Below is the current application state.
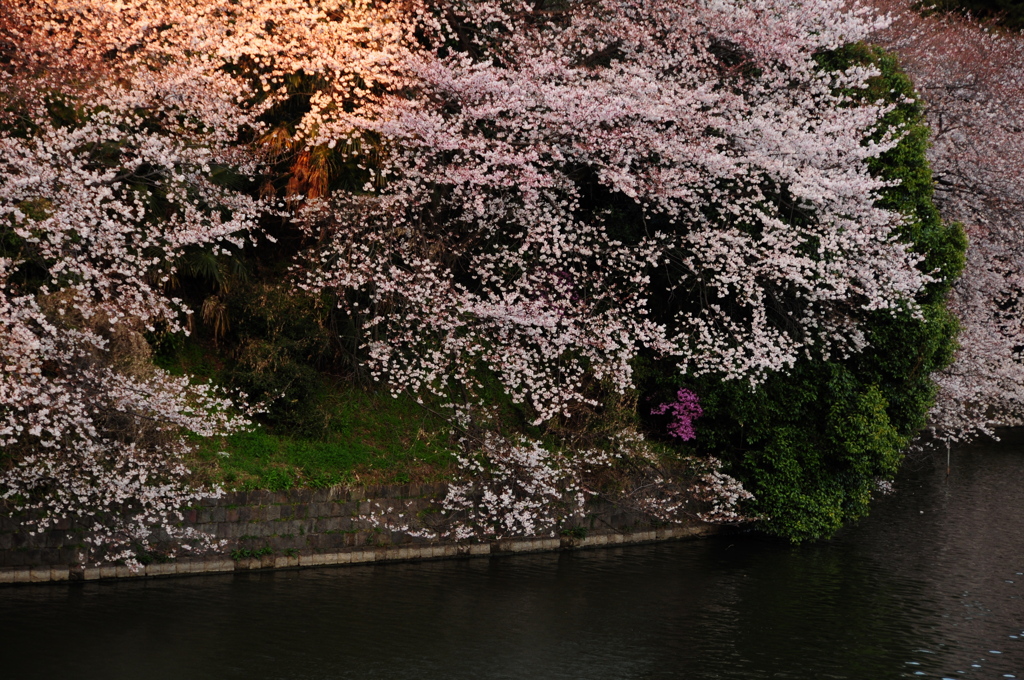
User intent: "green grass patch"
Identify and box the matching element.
[230,546,273,560]
[189,383,457,490]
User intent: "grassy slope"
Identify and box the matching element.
[158,340,456,491]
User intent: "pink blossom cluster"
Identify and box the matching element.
[691,457,757,523]
[651,389,703,441]
[364,432,587,541]
[439,434,585,540]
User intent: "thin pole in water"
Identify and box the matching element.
[946,440,951,477]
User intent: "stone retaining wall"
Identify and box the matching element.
[0,483,728,585]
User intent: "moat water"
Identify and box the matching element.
[2,438,1022,679]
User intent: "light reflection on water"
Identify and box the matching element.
[2,439,1022,679]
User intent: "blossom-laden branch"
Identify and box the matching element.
[364,428,755,543]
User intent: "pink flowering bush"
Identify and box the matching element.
[651,389,703,441]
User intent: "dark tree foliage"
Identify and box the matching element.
[923,0,1024,29]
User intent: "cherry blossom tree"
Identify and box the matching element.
[0,0,970,557]
[0,0,265,566]
[870,0,1024,441]
[300,0,932,425]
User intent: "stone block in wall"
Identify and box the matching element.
[43,532,65,550]
[267,535,299,552]
[379,484,400,499]
[10,530,28,549]
[286,519,306,536]
[319,533,348,550]
[322,517,344,533]
[0,533,12,551]
[225,491,247,506]
[208,522,227,540]
[334,501,357,517]
[246,490,270,505]
[255,522,277,539]
[145,563,175,577]
[292,503,309,519]
[197,495,219,508]
[296,552,320,566]
[29,566,51,582]
[407,533,434,546]
[32,549,55,566]
[214,522,237,540]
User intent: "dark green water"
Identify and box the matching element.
[2,441,1022,680]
